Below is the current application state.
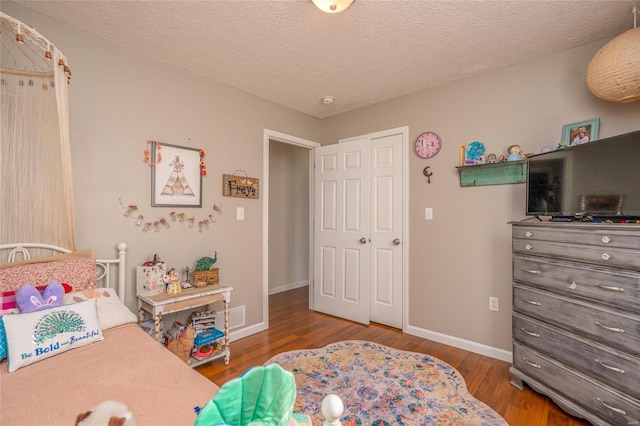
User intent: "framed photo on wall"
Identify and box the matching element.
[562,118,600,147]
[151,143,203,207]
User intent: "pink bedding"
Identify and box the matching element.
[1,323,219,425]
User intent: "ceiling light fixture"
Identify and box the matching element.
[586,5,640,103]
[311,0,354,14]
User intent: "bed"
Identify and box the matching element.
[0,242,220,426]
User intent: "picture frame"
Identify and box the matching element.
[562,118,600,147]
[151,143,203,207]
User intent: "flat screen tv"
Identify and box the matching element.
[526,130,640,221]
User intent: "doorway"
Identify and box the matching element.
[262,130,320,330]
[261,127,408,331]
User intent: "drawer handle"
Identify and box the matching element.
[601,236,610,244]
[525,244,533,250]
[522,357,541,369]
[596,397,626,416]
[595,321,625,334]
[520,328,540,338]
[595,359,625,374]
[594,283,625,293]
[525,231,533,238]
[522,269,541,275]
[601,253,611,261]
[522,298,541,306]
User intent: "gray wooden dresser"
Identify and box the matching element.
[510,222,640,426]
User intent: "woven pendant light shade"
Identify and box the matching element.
[586,27,640,103]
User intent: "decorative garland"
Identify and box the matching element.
[120,199,223,232]
[144,140,162,166]
[199,150,207,176]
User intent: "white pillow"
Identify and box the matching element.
[3,298,103,372]
[63,288,137,330]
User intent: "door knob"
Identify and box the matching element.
[359,238,369,244]
[392,238,401,245]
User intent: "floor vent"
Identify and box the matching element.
[215,305,245,330]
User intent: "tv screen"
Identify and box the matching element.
[526,130,640,220]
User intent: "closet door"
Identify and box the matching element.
[369,133,403,328]
[313,140,370,324]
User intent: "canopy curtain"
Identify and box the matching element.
[1,12,76,250]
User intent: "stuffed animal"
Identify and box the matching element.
[75,400,135,426]
[167,324,196,364]
[16,281,64,313]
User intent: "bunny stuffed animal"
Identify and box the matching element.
[16,281,64,313]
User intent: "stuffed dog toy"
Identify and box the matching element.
[75,400,135,426]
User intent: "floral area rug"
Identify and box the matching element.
[265,340,507,426]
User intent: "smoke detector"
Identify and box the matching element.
[321,96,335,105]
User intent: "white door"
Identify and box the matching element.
[369,133,403,328]
[313,128,406,329]
[313,140,371,324]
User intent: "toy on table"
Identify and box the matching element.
[164,268,182,294]
[195,253,217,271]
[167,324,196,364]
[142,254,163,266]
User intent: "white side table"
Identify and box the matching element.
[137,284,233,366]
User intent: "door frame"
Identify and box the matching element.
[262,129,320,330]
[339,126,409,331]
[262,127,409,332]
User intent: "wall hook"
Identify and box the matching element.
[423,166,433,184]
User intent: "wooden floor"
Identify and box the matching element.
[196,287,590,425]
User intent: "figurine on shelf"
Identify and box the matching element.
[142,254,163,267]
[164,268,182,294]
[196,252,218,270]
[507,145,523,161]
[182,265,192,289]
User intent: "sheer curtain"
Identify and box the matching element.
[1,12,76,249]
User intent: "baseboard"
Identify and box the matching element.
[268,280,309,295]
[404,324,513,363]
[228,321,267,342]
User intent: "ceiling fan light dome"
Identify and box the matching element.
[311,0,355,14]
[586,27,640,103]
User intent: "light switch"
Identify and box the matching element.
[237,207,245,220]
[425,207,433,220]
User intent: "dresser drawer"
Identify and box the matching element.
[513,238,640,269]
[514,225,640,250]
[513,343,640,426]
[513,255,640,310]
[513,313,640,399]
[513,285,640,354]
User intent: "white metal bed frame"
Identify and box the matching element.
[0,242,128,303]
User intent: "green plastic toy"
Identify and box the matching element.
[194,364,297,426]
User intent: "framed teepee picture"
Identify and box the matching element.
[151,143,203,207]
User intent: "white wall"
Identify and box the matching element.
[3,3,322,331]
[5,2,640,359]
[321,39,640,358]
[268,142,310,294]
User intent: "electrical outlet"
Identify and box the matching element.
[489,297,499,312]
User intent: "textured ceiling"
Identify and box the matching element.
[10,0,638,118]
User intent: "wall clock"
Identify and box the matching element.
[414,131,442,159]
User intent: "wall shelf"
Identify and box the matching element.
[456,160,527,187]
